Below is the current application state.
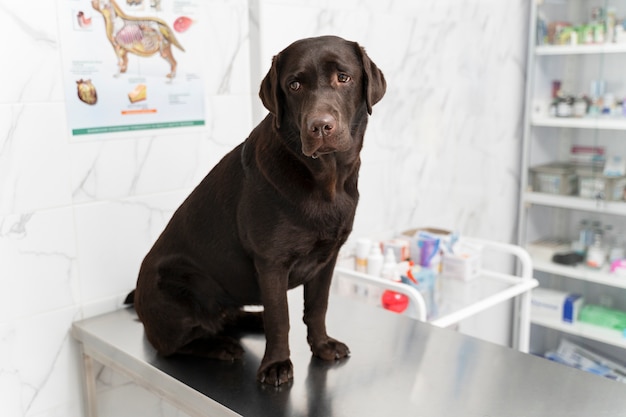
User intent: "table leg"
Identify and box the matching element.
[81,352,99,417]
[517,291,531,353]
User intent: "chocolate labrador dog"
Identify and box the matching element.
[129,35,386,386]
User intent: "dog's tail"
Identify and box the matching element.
[124,290,136,305]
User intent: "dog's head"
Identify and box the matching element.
[259,36,386,159]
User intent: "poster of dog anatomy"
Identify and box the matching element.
[59,0,205,137]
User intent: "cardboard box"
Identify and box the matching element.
[531,287,584,324]
[441,242,482,281]
[526,238,571,263]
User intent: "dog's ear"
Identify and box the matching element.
[356,45,386,115]
[259,54,283,129]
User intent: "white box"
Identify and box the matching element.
[531,287,584,324]
[526,238,571,262]
[441,242,482,281]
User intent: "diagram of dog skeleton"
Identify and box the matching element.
[59,0,205,137]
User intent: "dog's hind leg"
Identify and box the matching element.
[142,298,247,361]
[136,255,245,360]
[175,309,263,360]
[176,333,244,361]
[222,309,264,333]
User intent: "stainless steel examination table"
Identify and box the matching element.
[72,289,626,417]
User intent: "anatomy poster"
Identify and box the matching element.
[58,0,205,137]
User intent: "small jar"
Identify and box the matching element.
[573,97,587,117]
[556,100,572,117]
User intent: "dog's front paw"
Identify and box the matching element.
[309,337,350,361]
[257,359,293,386]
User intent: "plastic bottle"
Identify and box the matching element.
[605,225,624,263]
[574,219,591,255]
[381,249,400,282]
[380,249,409,313]
[586,222,606,269]
[604,224,615,249]
[589,220,602,247]
[607,7,617,43]
[355,238,371,273]
[366,243,384,277]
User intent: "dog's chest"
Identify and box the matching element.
[288,244,339,289]
[286,213,353,288]
[304,179,357,248]
[303,176,357,221]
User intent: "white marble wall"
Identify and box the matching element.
[0,0,529,416]
[252,0,529,243]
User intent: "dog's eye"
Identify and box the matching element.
[338,73,351,83]
[289,81,301,91]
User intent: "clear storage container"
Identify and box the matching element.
[530,162,577,195]
[576,167,626,201]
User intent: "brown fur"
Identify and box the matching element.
[130,36,386,386]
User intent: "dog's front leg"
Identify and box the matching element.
[303,261,350,361]
[256,262,293,386]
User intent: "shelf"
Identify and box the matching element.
[533,258,626,290]
[523,0,626,360]
[532,115,626,130]
[531,315,626,349]
[524,191,626,215]
[536,43,626,55]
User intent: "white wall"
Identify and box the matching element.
[251,0,529,243]
[0,1,529,416]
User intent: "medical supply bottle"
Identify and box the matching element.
[355,238,372,273]
[586,222,606,269]
[380,249,409,313]
[367,243,384,277]
[381,249,401,282]
[573,219,591,255]
[364,243,384,305]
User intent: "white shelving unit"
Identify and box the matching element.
[531,315,626,349]
[534,258,626,290]
[532,114,626,130]
[536,42,626,55]
[333,238,538,352]
[524,191,626,214]
[519,0,626,361]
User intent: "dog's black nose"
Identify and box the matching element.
[307,115,336,137]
